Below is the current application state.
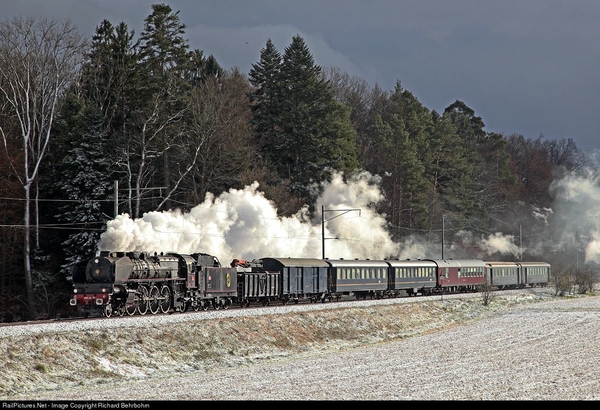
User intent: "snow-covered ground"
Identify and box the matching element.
[2,289,599,401]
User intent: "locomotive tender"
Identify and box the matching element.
[70,251,551,317]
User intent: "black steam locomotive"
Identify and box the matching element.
[71,251,278,317]
[70,251,550,317]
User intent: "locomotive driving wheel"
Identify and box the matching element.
[137,286,149,315]
[103,304,112,318]
[126,304,136,316]
[149,286,160,314]
[159,286,171,313]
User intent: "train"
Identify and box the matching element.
[69,250,551,317]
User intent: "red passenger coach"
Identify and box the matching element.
[431,259,486,292]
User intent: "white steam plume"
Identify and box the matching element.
[99,171,401,264]
[98,160,600,265]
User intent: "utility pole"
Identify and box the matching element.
[321,205,361,259]
[114,180,119,218]
[519,225,523,261]
[442,215,445,260]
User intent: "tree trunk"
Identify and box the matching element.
[23,184,36,318]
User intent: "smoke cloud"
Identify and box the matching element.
[99,163,600,266]
[99,171,402,264]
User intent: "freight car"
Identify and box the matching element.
[231,259,280,307]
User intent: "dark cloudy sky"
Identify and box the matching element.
[6,0,600,150]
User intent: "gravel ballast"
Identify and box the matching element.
[1,289,599,401]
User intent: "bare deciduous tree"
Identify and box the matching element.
[551,263,573,296]
[0,16,85,318]
[116,70,190,218]
[574,264,597,294]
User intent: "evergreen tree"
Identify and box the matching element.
[388,82,433,167]
[373,113,428,239]
[476,132,522,226]
[249,38,283,155]
[441,100,483,228]
[429,112,473,229]
[139,3,190,79]
[203,54,223,79]
[186,49,223,85]
[273,35,359,201]
[55,104,111,278]
[82,20,139,137]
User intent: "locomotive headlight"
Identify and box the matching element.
[73,289,78,293]
[101,288,107,293]
[94,259,99,264]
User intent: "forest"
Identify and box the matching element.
[0,3,596,321]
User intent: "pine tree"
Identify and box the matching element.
[429,112,473,229]
[82,20,139,137]
[274,35,359,200]
[249,38,283,155]
[440,100,483,228]
[139,3,190,79]
[55,104,111,278]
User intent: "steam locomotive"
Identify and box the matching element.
[70,251,550,317]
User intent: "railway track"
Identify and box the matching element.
[0,286,554,331]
